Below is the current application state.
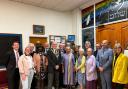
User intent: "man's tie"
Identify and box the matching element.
[16,51,19,68]
[45,48,48,53]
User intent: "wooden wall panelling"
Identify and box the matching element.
[29,37,47,45]
[96,21,126,49]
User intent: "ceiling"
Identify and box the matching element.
[9,0,98,11]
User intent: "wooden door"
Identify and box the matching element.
[29,37,47,45]
[121,21,128,49]
[96,21,128,49]
[96,25,121,48]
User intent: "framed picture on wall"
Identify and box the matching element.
[68,35,75,42]
[33,25,45,35]
[55,36,61,43]
[49,35,66,43]
[62,37,66,43]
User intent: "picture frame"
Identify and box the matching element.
[68,35,75,42]
[49,35,66,43]
[55,36,61,43]
[33,25,45,35]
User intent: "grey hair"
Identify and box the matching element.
[85,41,91,46]
[114,43,121,48]
[79,48,84,52]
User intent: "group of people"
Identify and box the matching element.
[4,40,128,89]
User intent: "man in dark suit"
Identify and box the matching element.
[94,43,101,57]
[43,42,49,54]
[58,43,66,88]
[5,41,22,89]
[94,43,101,89]
[47,41,60,89]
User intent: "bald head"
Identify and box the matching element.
[88,48,93,52]
[66,46,71,54]
[102,40,108,44]
[102,40,109,49]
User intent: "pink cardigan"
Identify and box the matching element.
[18,54,32,75]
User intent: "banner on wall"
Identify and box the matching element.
[109,0,128,22]
[82,6,94,28]
[96,0,128,26]
[96,0,110,25]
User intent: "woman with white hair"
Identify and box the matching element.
[18,47,34,89]
[75,48,86,89]
[86,48,97,89]
[85,41,91,50]
[84,41,91,56]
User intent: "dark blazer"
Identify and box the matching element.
[5,49,22,89]
[58,49,66,64]
[94,50,98,57]
[47,48,60,73]
[58,49,66,73]
[5,50,22,71]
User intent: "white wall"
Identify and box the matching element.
[80,0,103,9]
[72,9,82,46]
[0,0,73,48]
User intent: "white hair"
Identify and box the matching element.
[85,41,91,46]
[27,43,34,47]
[114,43,121,48]
[79,48,84,52]
[27,43,35,51]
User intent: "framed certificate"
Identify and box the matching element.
[49,35,66,43]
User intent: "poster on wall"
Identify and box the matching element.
[82,27,94,50]
[96,0,128,26]
[49,35,66,43]
[82,6,94,28]
[109,0,128,22]
[96,0,110,25]
[55,36,61,43]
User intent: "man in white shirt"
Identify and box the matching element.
[5,41,22,89]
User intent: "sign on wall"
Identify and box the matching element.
[96,0,128,26]
[82,6,94,28]
[82,0,128,52]
[96,0,110,25]
[109,0,128,22]
[82,0,128,27]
